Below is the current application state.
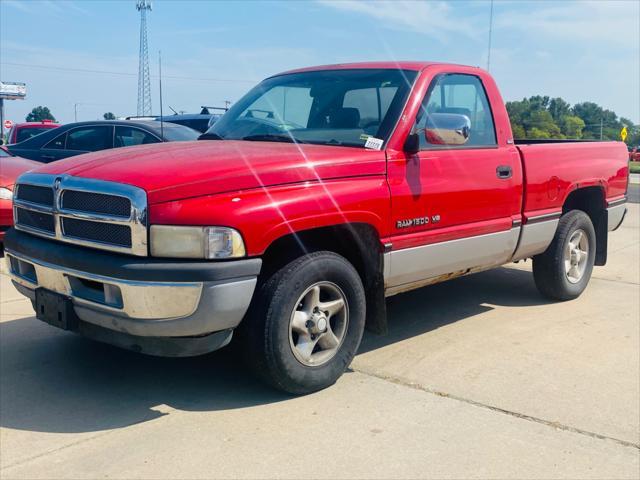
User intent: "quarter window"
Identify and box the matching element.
[416,74,496,148]
[114,126,159,148]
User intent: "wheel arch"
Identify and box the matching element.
[260,222,388,334]
[562,186,607,265]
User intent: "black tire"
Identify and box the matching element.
[238,251,366,395]
[533,210,596,301]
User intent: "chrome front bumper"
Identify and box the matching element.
[6,249,257,339]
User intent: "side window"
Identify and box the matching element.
[45,132,67,150]
[66,126,113,152]
[416,74,496,148]
[343,86,399,133]
[114,126,159,148]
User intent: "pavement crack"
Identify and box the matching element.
[591,276,639,286]
[350,366,640,451]
[0,430,118,472]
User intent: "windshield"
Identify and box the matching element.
[17,127,52,143]
[203,68,418,148]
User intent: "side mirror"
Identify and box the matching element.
[424,113,470,146]
[403,133,420,154]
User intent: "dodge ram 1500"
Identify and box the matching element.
[5,62,629,393]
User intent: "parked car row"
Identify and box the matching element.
[5,120,199,163]
[0,117,204,247]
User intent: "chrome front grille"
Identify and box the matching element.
[15,208,55,233]
[61,190,132,217]
[13,173,148,256]
[61,217,132,247]
[14,184,54,206]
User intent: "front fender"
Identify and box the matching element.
[149,177,391,256]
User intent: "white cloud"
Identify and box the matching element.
[317,0,479,42]
[495,0,639,47]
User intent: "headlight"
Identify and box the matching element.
[150,225,246,259]
[0,187,13,200]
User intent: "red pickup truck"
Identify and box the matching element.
[5,62,629,394]
[6,120,60,145]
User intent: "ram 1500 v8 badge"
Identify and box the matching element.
[5,62,629,394]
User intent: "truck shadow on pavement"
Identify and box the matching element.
[0,266,549,434]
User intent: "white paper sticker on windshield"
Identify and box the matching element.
[364,137,384,150]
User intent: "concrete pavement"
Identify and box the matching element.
[1,205,638,479]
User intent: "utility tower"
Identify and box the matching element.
[136,0,152,116]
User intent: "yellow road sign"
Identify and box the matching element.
[621,126,628,142]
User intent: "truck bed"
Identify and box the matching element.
[515,140,629,217]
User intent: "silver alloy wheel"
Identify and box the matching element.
[564,228,589,284]
[289,282,349,367]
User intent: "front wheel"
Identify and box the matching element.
[240,251,366,394]
[533,210,596,301]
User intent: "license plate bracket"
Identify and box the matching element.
[35,288,79,331]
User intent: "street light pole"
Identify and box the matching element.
[600,118,603,140]
[74,103,81,122]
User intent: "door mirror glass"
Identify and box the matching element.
[423,113,470,146]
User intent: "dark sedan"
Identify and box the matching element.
[6,120,199,163]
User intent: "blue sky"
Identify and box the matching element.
[1,0,638,124]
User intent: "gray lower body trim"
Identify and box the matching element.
[511,218,559,261]
[607,204,626,231]
[384,228,520,295]
[7,252,257,339]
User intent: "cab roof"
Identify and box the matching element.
[274,61,478,77]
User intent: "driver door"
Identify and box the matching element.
[386,73,521,289]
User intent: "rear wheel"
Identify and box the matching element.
[240,251,366,394]
[533,210,596,301]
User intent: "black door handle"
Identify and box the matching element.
[496,165,512,179]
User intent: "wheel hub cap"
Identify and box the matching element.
[289,282,349,367]
[564,228,589,284]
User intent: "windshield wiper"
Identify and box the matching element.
[240,134,305,144]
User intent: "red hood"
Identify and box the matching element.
[0,155,42,188]
[33,140,387,204]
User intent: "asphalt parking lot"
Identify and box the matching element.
[1,204,638,479]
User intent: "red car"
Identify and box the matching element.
[7,120,60,145]
[5,62,629,393]
[0,147,40,244]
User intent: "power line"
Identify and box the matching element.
[0,61,258,84]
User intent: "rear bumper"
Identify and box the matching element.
[4,229,261,355]
[607,200,627,231]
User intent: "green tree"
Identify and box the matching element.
[103,112,116,120]
[511,123,526,139]
[528,127,551,139]
[528,110,563,138]
[560,115,585,139]
[548,98,571,124]
[25,106,56,122]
